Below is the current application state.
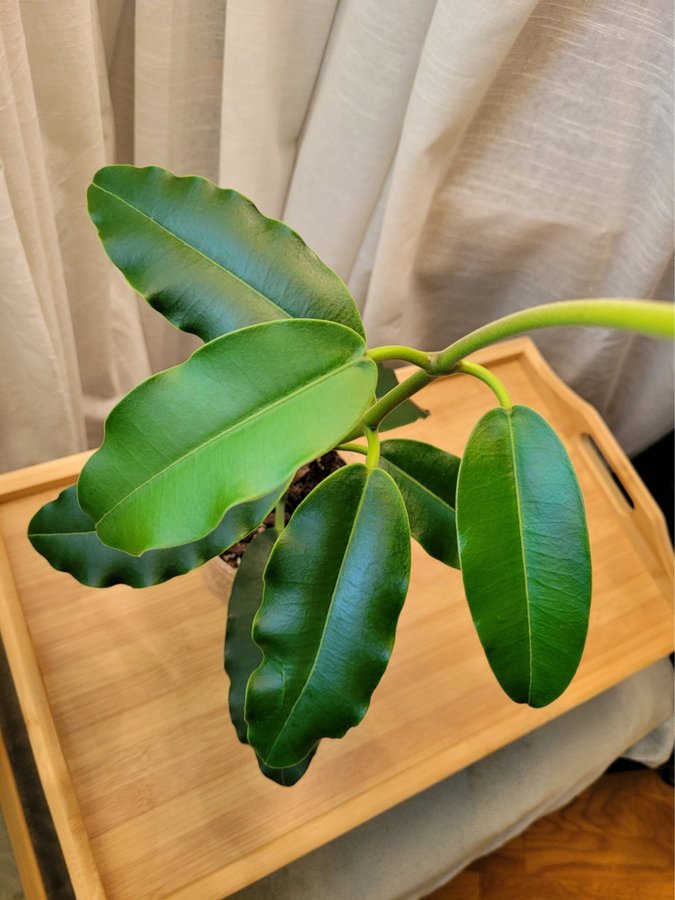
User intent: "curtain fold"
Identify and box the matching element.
[1,0,151,468]
[1,0,672,471]
[1,1,85,469]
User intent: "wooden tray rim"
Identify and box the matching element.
[0,337,672,899]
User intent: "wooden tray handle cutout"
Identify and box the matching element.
[577,425,673,587]
[582,434,635,511]
[484,339,673,587]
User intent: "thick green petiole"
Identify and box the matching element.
[274,498,286,532]
[337,441,368,456]
[343,369,434,441]
[367,346,433,370]
[433,299,674,373]
[356,299,673,432]
[456,361,512,410]
[365,427,381,470]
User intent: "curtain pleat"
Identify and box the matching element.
[0,2,85,468]
[1,0,672,470]
[219,0,340,217]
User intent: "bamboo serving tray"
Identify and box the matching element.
[0,338,672,899]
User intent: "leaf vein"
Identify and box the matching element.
[91,182,289,320]
[506,411,534,703]
[263,469,372,764]
[92,355,366,529]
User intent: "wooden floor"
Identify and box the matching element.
[427,769,674,900]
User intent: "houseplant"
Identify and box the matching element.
[27,166,674,786]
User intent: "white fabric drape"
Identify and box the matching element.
[0,0,151,471]
[1,0,672,471]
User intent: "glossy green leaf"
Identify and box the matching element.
[255,749,317,787]
[88,165,365,340]
[27,483,285,589]
[379,439,461,568]
[225,529,278,744]
[456,405,591,708]
[224,529,317,786]
[375,365,429,432]
[245,464,411,768]
[77,319,377,556]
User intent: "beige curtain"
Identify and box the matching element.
[1,0,672,471]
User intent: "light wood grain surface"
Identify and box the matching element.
[0,339,672,899]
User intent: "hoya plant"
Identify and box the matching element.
[28,166,674,786]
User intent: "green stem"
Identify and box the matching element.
[343,368,434,440]
[364,427,380,470]
[345,298,672,435]
[274,497,285,532]
[456,361,512,409]
[368,345,433,370]
[433,299,674,373]
[337,441,368,455]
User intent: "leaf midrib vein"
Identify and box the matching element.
[263,468,371,765]
[382,457,455,510]
[506,411,534,703]
[91,182,289,319]
[92,357,365,527]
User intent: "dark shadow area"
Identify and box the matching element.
[0,638,74,899]
[608,429,674,784]
[631,430,674,542]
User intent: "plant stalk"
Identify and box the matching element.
[367,345,433,369]
[433,299,673,373]
[456,361,512,409]
[364,427,380,470]
[274,498,286,532]
[356,299,673,431]
[337,441,368,455]
[343,368,434,440]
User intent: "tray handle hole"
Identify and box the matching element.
[582,434,634,510]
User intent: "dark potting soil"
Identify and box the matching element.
[220,451,346,569]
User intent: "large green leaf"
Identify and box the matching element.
[225,529,317,786]
[375,365,429,432]
[245,464,411,768]
[226,531,277,743]
[77,319,376,556]
[88,165,365,340]
[379,439,460,568]
[456,405,591,708]
[255,748,317,788]
[27,483,285,589]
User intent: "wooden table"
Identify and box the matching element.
[0,338,672,899]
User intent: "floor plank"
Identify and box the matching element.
[427,770,674,899]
